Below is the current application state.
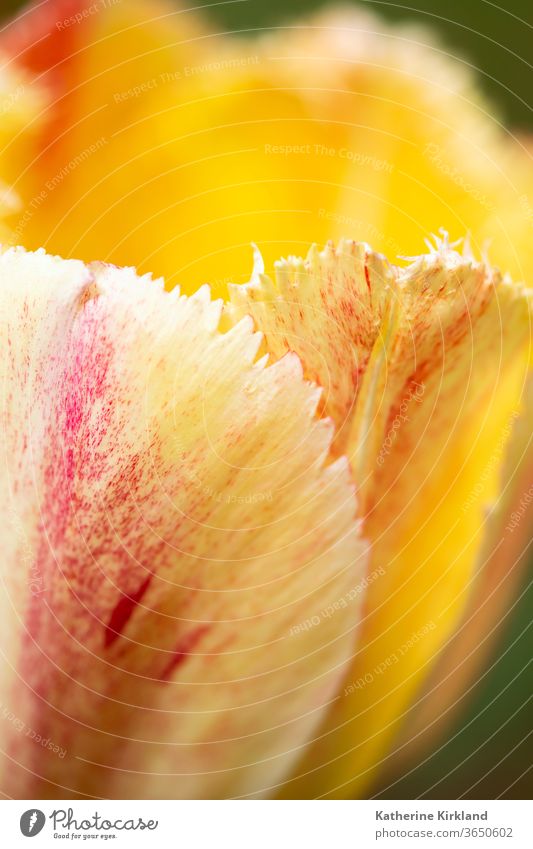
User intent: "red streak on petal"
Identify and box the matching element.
[159,626,210,682]
[364,259,372,294]
[104,573,153,648]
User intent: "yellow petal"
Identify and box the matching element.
[385,375,533,775]
[226,240,392,458]
[1,0,531,799]
[0,47,44,236]
[0,246,367,799]
[227,238,532,797]
[1,2,532,292]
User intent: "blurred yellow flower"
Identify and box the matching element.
[2,0,533,291]
[0,0,531,799]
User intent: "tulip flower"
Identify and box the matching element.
[0,236,530,799]
[0,0,531,799]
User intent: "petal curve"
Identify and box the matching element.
[227,238,532,797]
[0,246,367,799]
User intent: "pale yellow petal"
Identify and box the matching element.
[227,238,531,797]
[0,246,367,799]
[384,375,533,775]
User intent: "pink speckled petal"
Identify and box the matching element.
[227,238,531,797]
[0,247,366,799]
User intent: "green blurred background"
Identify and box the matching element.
[2,0,531,799]
[2,0,532,129]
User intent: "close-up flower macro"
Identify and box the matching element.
[0,0,531,825]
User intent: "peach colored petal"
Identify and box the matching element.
[227,238,531,797]
[0,246,367,799]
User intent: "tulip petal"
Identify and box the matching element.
[2,2,533,291]
[227,240,393,458]
[0,51,44,236]
[0,246,367,799]
[1,0,531,800]
[385,375,533,776]
[227,238,532,797]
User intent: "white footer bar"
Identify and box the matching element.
[2,799,530,848]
